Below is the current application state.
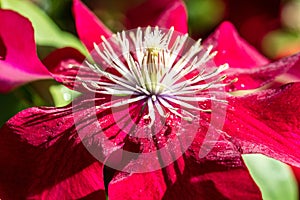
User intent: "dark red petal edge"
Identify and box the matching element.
[108,154,261,199]
[0,106,105,199]
[72,0,112,52]
[227,52,300,91]
[204,21,269,69]
[43,47,88,91]
[209,82,300,167]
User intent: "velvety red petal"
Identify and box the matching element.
[43,47,87,90]
[232,83,300,166]
[71,91,260,199]
[102,77,300,199]
[100,98,261,199]
[0,106,105,199]
[0,10,51,92]
[226,52,300,91]
[125,0,188,33]
[156,1,188,33]
[108,155,261,200]
[72,0,112,52]
[204,21,269,68]
[196,82,300,168]
[284,60,300,82]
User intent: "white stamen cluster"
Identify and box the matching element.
[83,26,229,127]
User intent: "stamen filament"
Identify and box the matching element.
[83,27,229,127]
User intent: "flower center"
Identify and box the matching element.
[83,26,229,127]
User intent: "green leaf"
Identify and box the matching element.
[262,30,300,59]
[0,92,29,127]
[49,84,80,107]
[187,0,225,34]
[0,84,51,127]
[243,154,298,200]
[0,0,87,55]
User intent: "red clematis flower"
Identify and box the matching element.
[0,10,51,93]
[1,0,300,199]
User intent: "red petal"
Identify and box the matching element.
[0,106,105,199]
[226,52,300,91]
[231,83,300,166]
[43,47,87,90]
[204,21,269,68]
[0,10,51,92]
[284,59,300,82]
[156,1,188,33]
[197,83,300,167]
[98,98,261,199]
[204,21,300,91]
[125,0,188,33]
[108,156,261,199]
[72,0,112,52]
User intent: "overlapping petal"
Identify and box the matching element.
[203,21,300,91]
[71,1,300,93]
[0,106,105,199]
[43,47,86,90]
[228,83,300,166]
[72,0,112,52]
[284,60,300,82]
[3,81,300,199]
[194,83,300,167]
[0,94,263,199]
[124,82,300,199]
[204,21,269,69]
[0,10,51,93]
[125,0,188,33]
[226,52,300,91]
[108,151,261,200]
[72,0,188,53]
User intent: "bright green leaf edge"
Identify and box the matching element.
[49,84,81,107]
[243,154,298,200]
